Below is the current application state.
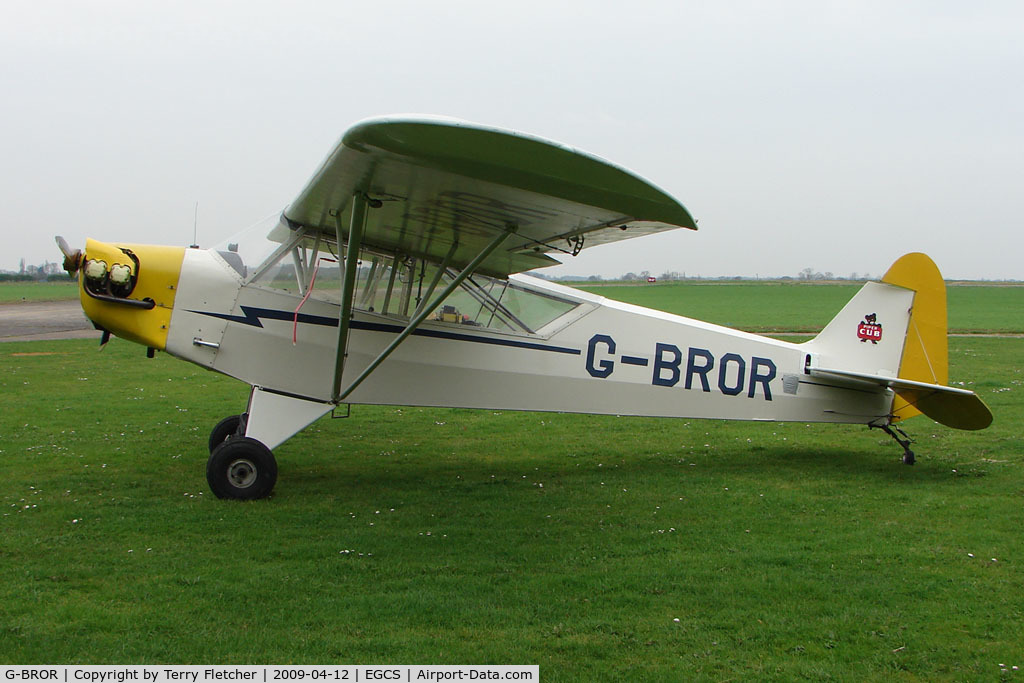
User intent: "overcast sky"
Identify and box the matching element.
[3,0,1022,279]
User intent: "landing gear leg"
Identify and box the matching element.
[873,423,915,465]
[203,387,334,499]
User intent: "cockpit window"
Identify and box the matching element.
[237,218,579,335]
[428,271,579,334]
[244,225,339,299]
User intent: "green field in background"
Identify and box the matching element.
[0,281,79,303]
[576,281,1024,334]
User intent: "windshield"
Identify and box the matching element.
[211,213,300,280]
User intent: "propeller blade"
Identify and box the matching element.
[55,235,83,274]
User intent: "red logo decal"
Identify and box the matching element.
[857,313,882,344]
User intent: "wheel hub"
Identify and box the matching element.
[227,459,258,488]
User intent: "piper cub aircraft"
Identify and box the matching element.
[57,116,993,499]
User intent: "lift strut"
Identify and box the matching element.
[329,196,516,404]
[334,226,516,404]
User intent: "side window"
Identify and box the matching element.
[431,273,579,334]
[251,236,411,313]
[250,230,340,299]
[348,255,413,315]
[248,232,579,335]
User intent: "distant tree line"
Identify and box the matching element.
[532,268,875,283]
[1,259,74,282]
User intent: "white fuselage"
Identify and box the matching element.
[164,249,896,427]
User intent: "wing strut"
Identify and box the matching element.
[334,224,518,404]
[413,240,459,318]
[332,193,369,401]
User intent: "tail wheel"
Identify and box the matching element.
[208,413,247,453]
[207,437,277,500]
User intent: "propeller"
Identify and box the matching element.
[55,235,83,275]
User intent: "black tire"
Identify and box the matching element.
[208,413,246,453]
[903,450,916,465]
[206,437,278,500]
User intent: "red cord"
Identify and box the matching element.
[293,257,337,344]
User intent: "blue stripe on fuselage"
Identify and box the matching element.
[188,306,581,356]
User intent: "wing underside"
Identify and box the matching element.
[282,116,697,278]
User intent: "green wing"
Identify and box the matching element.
[284,116,696,278]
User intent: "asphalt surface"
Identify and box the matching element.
[0,300,101,342]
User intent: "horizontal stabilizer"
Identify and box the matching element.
[894,386,993,431]
[811,367,993,431]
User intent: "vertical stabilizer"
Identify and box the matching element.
[803,281,915,379]
[881,252,948,422]
[804,253,989,430]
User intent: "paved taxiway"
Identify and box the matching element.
[0,300,100,342]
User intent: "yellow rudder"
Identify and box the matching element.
[881,253,948,422]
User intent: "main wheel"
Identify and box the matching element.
[903,450,916,465]
[208,413,246,453]
[207,437,278,500]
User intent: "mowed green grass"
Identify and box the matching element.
[577,281,1024,334]
[1,287,1022,678]
[0,281,79,303]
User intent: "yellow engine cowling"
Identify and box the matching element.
[80,239,186,350]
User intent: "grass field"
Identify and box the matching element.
[0,281,79,303]
[576,281,1024,334]
[1,284,1022,678]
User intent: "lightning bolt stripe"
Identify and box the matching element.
[188,306,581,356]
[189,306,333,328]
